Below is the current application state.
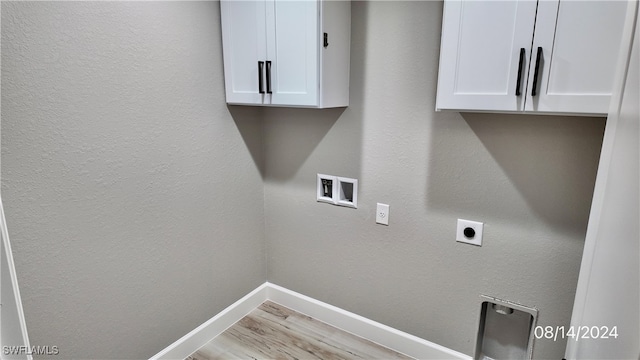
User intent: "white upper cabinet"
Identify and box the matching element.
[220,0,350,108]
[436,0,627,115]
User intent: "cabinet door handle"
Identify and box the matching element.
[515,48,525,96]
[258,61,265,94]
[531,47,542,97]
[266,61,272,94]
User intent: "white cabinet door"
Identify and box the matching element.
[526,0,628,114]
[436,0,537,112]
[220,1,268,105]
[266,0,319,106]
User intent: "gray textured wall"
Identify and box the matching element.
[1,2,265,358]
[264,1,605,358]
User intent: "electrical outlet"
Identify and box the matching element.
[456,219,483,246]
[376,203,390,225]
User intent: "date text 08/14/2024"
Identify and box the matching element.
[534,325,619,342]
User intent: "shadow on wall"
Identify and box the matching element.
[262,107,346,183]
[426,112,606,235]
[228,106,347,183]
[229,105,266,178]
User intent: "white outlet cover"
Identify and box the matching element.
[456,219,483,246]
[376,203,390,225]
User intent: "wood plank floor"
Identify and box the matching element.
[187,301,413,360]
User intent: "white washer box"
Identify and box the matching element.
[316,174,357,209]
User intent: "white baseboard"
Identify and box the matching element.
[150,283,269,360]
[150,282,471,360]
[265,283,470,359]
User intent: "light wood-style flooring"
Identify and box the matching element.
[187,301,413,360]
